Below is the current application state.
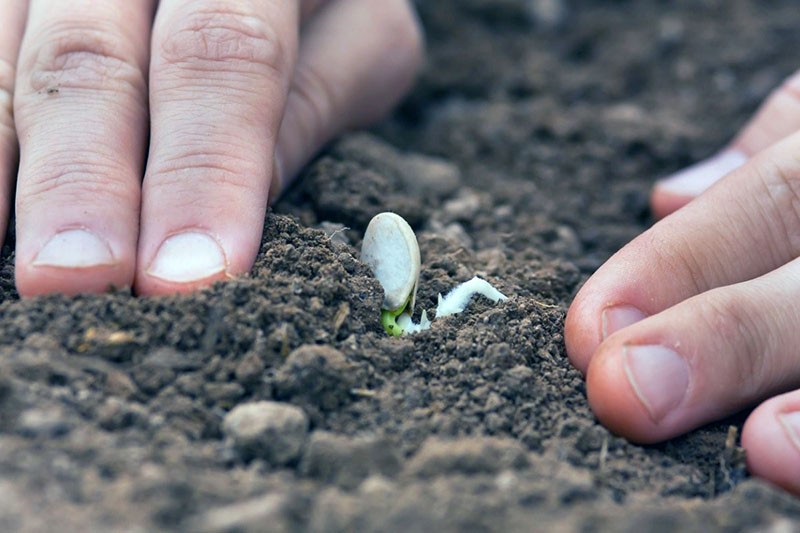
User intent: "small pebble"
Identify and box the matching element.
[17,407,71,438]
[222,401,309,465]
[274,345,355,413]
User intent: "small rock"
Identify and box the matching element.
[144,347,206,372]
[406,436,528,478]
[17,407,71,438]
[234,351,265,384]
[131,364,176,397]
[399,154,461,197]
[438,221,474,249]
[97,398,146,431]
[526,0,569,29]
[274,345,356,413]
[484,342,524,370]
[202,382,245,408]
[658,17,685,48]
[358,475,396,498]
[223,401,309,465]
[499,365,536,396]
[104,370,139,399]
[493,204,514,221]
[441,190,482,223]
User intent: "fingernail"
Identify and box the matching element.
[147,231,226,283]
[657,150,747,196]
[623,345,690,423]
[33,229,115,268]
[778,412,800,455]
[602,305,648,340]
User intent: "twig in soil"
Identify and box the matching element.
[716,425,747,495]
[332,302,350,336]
[326,226,350,242]
[350,388,378,398]
[531,298,561,310]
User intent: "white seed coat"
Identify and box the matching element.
[360,212,421,312]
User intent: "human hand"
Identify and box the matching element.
[565,70,800,494]
[1,0,422,296]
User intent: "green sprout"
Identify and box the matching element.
[381,295,412,337]
[362,212,506,336]
[361,212,422,336]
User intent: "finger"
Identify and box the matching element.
[0,2,28,244]
[271,0,423,199]
[565,130,800,373]
[135,0,300,294]
[13,0,153,296]
[585,256,800,444]
[742,391,800,496]
[652,70,800,218]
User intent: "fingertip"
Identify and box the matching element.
[134,228,257,296]
[586,343,665,444]
[14,229,136,297]
[134,270,231,296]
[15,263,135,298]
[649,186,694,220]
[565,275,648,375]
[743,394,800,496]
[650,150,747,220]
[564,293,599,375]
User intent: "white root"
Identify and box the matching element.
[360,212,509,336]
[435,276,508,318]
[396,310,432,335]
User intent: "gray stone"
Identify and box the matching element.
[17,407,71,438]
[223,401,309,465]
[274,345,355,413]
[526,0,569,29]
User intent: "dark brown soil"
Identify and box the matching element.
[3,1,800,531]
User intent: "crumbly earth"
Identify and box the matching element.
[2,1,800,531]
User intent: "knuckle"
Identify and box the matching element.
[696,293,767,399]
[757,157,800,257]
[24,24,145,98]
[17,160,135,213]
[644,228,706,294]
[149,150,262,198]
[289,63,336,140]
[158,6,288,76]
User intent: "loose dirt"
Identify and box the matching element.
[2,1,800,531]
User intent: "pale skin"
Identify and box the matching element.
[3,2,800,497]
[0,0,423,296]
